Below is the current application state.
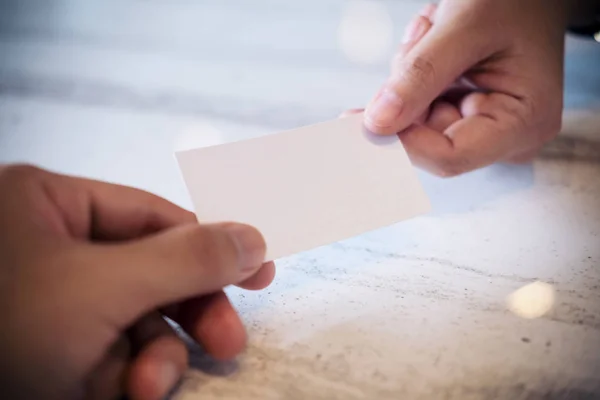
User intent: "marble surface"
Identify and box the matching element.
[0,1,599,399]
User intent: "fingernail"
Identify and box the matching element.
[223,223,266,272]
[402,17,427,44]
[365,87,403,129]
[158,362,179,397]
[402,18,419,43]
[420,4,436,19]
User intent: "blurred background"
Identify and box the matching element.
[0,0,599,208]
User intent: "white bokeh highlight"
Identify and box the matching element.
[338,0,394,65]
[506,281,556,319]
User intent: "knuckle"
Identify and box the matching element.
[514,96,538,131]
[436,166,462,178]
[434,154,470,178]
[523,95,562,144]
[395,55,437,90]
[0,164,48,193]
[0,163,43,181]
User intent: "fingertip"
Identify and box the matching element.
[200,308,247,361]
[397,124,458,177]
[426,101,462,132]
[127,336,188,400]
[364,85,408,135]
[237,261,276,291]
[399,124,453,152]
[215,222,266,276]
[363,117,402,136]
[178,292,248,361]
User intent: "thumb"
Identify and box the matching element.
[364,17,489,135]
[93,222,266,325]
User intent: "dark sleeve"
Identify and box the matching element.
[567,10,600,40]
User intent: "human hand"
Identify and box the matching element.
[0,165,275,400]
[359,0,569,176]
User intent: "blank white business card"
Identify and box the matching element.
[176,113,430,261]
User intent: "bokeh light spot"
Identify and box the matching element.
[338,1,394,65]
[507,281,555,319]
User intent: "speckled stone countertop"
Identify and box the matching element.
[0,1,598,399]
[171,111,600,399]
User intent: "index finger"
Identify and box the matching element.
[44,171,275,291]
[65,176,196,240]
